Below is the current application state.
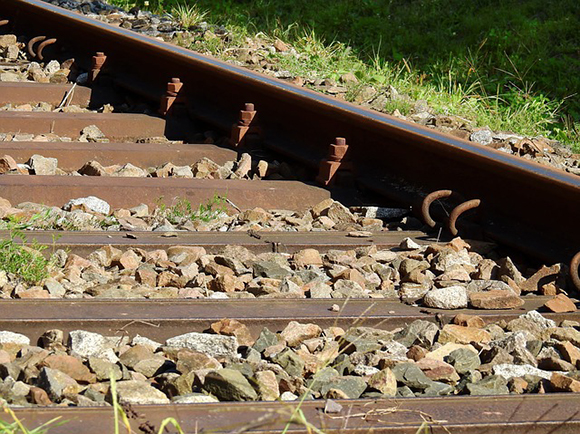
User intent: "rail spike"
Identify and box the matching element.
[448,199,481,237]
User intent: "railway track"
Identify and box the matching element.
[1,1,580,433]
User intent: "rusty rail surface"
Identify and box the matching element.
[0,297,565,343]
[0,0,579,264]
[10,394,580,433]
[5,230,433,256]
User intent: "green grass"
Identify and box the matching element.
[110,0,580,152]
[0,228,53,285]
[156,194,228,225]
[0,406,63,434]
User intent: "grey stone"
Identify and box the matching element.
[470,129,493,146]
[445,348,481,374]
[341,327,393,354]
[332,280,367,298]
[320,376,367,399]
[467,375,509,395]
[492,363,558,380]
[307,367,340,392]
[399,282,431,303]
[37,367,80,401]
[395,320,439,348]
[44,60,61,75]
[166,332,238,358]
[88,357,122,381]
[491,331,534,353]
[397,386,415,397]
[519,310,556,330]
[112,380,170,405]
[466,280,514,294]
[203,368,257,401]
[272,348,304,377]
[392,362,434,390]
[29,154,58,175]
[422,381,454,396]
[171,393,219,403]
[512,346,538,367]
[373,341,409,362]
[0,331,30,346]
[64,196,110,215]
[80,125,106,142]
[253,261,290,279]
[132,335,162,351]
[44,279,65,297]
[309,281,333,298]
[253,328,280,353]
[68,330,108,358]
[423,286,468,309]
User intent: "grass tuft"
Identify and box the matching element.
[110,0,580,151]
[0,228,53,285]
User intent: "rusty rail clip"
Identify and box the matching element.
[571,251,580,291]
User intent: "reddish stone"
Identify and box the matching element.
[544,294,577,313]
[210,318,254,346]
[42,354,96,383]
[469,290,524,310]
[453,313,485,328]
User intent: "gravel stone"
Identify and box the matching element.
[0,331,30,346]
[423,286,468,309]
[204,368,258,401]
[165,332,238,358]
[112,380,170,404]
[64,196,110,215]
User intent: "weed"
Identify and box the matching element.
[0,406,64,434]
[171,3,208,29]
[0,228,53,284]
[157,194,228,225]
[110,0,579,149]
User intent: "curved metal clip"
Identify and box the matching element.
[27,36,46,58]
[571,251,580,291]
[37,38,57,61]
[448,199,481,236]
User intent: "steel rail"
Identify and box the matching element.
[1,0,579,264]
[9,394,580,433]
[0,297,565,342]
[5,230,433,256]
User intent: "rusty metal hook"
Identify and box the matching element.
[37,38,57,61]
[571,251,580,291]
[448,199,481,236]
[421,189,453,227]
[27,35,46,58]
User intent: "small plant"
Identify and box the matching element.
[158,194,228,224]
[1,405,64,434]
[0,228,53,284]
[171,3,209,29]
